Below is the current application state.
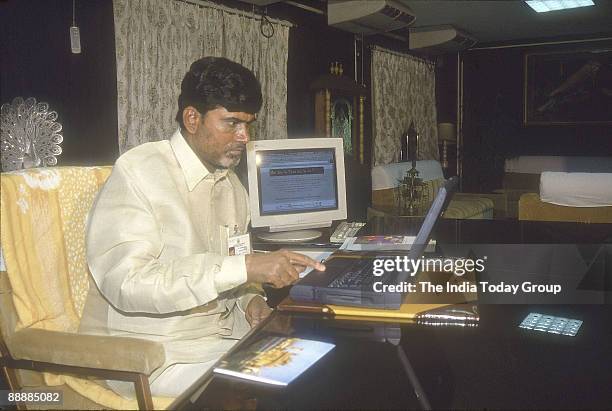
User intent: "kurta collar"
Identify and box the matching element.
[170,129,210,192]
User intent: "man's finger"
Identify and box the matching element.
[287,251,326,271]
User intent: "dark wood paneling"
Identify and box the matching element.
[460,41,612,193]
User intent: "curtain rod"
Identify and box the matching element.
[470,36,612,50]
[370,45,435,66]
[176,0,294,27]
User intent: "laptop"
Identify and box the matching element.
[290,177,458,309]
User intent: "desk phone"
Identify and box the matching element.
[330,221,366,243]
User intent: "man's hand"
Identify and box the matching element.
[244,249,325,288]
[245,296,272,328]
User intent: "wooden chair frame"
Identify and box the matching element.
[0,337,154,410]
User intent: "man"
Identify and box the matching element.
[79,57,324,398]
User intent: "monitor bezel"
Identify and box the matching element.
[246,138,347,231]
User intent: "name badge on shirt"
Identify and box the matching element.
[221,225,251,256]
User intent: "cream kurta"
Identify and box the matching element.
[79,129,260,395]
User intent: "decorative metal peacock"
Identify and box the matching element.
[1,97,63,171]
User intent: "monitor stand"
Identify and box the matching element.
[256,229,322,243]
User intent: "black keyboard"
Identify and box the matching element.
[327,259,394,289]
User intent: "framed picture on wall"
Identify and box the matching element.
[523,48,612,125]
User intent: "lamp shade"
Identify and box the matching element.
[438,123,456,143]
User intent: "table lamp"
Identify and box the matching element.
[438,123,456,171]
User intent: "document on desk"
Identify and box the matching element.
[340,236,436,252]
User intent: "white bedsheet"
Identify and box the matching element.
[540,172,612,207]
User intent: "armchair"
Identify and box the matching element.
[0,167,173,409]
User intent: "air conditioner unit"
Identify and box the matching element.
[409,25,476,54]
[328,0,416,35]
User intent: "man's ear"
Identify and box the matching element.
[182,106,201,134]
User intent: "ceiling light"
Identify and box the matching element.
[525,0,595,13]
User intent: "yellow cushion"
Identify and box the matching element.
[1,167,112,331]
[519,193,612,223]
[445,197,494,219]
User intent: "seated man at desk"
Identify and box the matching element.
[79,57,324,398]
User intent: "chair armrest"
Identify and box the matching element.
[6,328,165,375]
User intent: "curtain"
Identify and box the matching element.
[113,0,290,153]
[371,47,438,166]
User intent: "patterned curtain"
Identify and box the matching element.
[113,0,290,153]
[371,47,439,166]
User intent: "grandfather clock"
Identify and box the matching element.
[310,62,367,164]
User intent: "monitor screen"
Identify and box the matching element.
[247,138,347,235]
[257,148,339,215]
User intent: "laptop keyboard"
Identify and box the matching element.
[327,259,394,289]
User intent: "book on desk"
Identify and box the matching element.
[214,335,334,386]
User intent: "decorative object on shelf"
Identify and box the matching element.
[438,122,456,171]
[0,97,63,172]
[396,165,428,215]
[310,63,367,163]
[396,123,427,215]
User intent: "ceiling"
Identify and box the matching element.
[242,0,612,45]
[399,0,612,44]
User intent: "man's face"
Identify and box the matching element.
[184,106,256,169]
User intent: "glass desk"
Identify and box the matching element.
[173,217,612,409]
[172,305,612,410]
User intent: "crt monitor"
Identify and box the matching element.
[246,138,347,242]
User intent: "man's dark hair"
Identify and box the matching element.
[175,57,262,128]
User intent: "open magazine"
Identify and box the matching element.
[214,336,334,386]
